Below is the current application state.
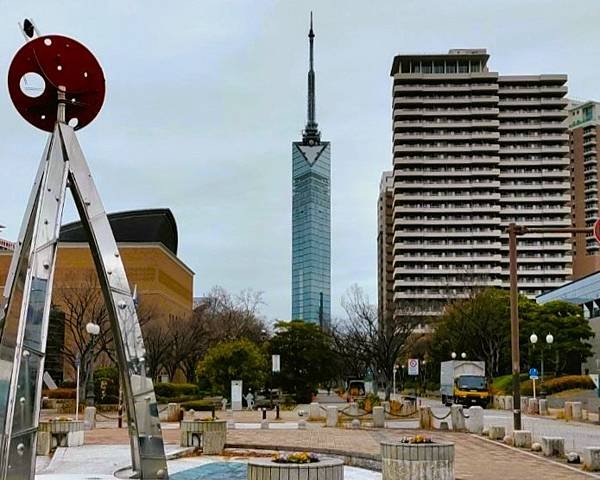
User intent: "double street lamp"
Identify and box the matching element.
[451,352,467,360]
[529,332,554,381]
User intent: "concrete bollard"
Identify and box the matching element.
[528,398,539,415]
[166,403,181,422]
[504,395,513,411]
[418,406,433,430]
[541,437,565,457]
[326,406,338,428]
[489,425,506,441]
[298,420,307,430]
[513,430,532,449]
[520,396,529,415]
[83,406,96,431]
[261,419,269,430]
[351,419,360,429]
[450,405,466,432]
[184,409,195,421]
[564,402,573,420]
[309,402,322,421]
[572,402,583,420]
[373,406,385,428]
[467,406,484,434]
[583,447,600,471]
[538,399,548,416]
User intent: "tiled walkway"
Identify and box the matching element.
[81,425,597,479]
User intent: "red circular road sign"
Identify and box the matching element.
[594,219,600,244]
[8,35,105,132]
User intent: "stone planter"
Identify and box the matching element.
[180,419,226,454]
[381,441,454,480]
[37,420,84,455]
[247,457,343,480]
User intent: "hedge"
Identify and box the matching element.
[154,383,199,398]
[42,388,76,399]
[180,399,218,411]
[520,375,595,396]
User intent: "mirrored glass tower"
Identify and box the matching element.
[292,13,331,328]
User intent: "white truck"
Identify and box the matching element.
[440,360,490,408]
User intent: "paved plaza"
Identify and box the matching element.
[61,419,595,480]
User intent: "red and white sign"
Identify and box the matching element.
[408,358,419,376]
[594,219,600,244]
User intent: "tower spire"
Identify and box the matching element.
[304,11,320,143]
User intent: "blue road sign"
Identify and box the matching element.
[529,367,539,379]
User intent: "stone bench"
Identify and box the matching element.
[247,457,343,480]
[180,419,226,454]
[583,447,600,471]
[381,441,454,480]
[37,419,84,456]
[541,437,565,457]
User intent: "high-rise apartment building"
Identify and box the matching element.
[377,171,394,324]
[379,49,571,319]
[568,100,600,278]
[291,15,331,327]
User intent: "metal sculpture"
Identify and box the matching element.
[0,28,169,479]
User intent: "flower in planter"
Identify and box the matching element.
[399,435,433,444]
[52,416,73,422]
[272,451,320,464]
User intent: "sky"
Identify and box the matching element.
[1,0,600,324]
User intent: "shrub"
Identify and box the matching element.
[180,399,217,411]
[42,388,76,399]
[95,366,120,403]
[154,383,199,398]
[358,393,381,413]
[520,375,595,396]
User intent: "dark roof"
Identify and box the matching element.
[60,208,178,255]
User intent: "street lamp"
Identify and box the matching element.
[85,322,100,407]
[544,333,554,380]
[451,352,457,359]
[460,352,466,359]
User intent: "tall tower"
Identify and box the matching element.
[292,13,331,327]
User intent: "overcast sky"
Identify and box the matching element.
[1,0,599,323]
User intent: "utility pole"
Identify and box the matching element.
[507,224,591,431]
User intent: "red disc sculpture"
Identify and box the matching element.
[7,34,105,131]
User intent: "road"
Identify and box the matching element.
[314,391,600,453]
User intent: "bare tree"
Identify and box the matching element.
[52,274,153,390]
[144,323,172,381]
[337,285,420,400]
[200,286,268,345]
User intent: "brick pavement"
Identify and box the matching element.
[83,424,593,479]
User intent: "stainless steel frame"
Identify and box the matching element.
[0,121,169,479]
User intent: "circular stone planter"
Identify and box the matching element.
[381,441,454,480]
[247,457,343,480]
[180,420,226,454]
